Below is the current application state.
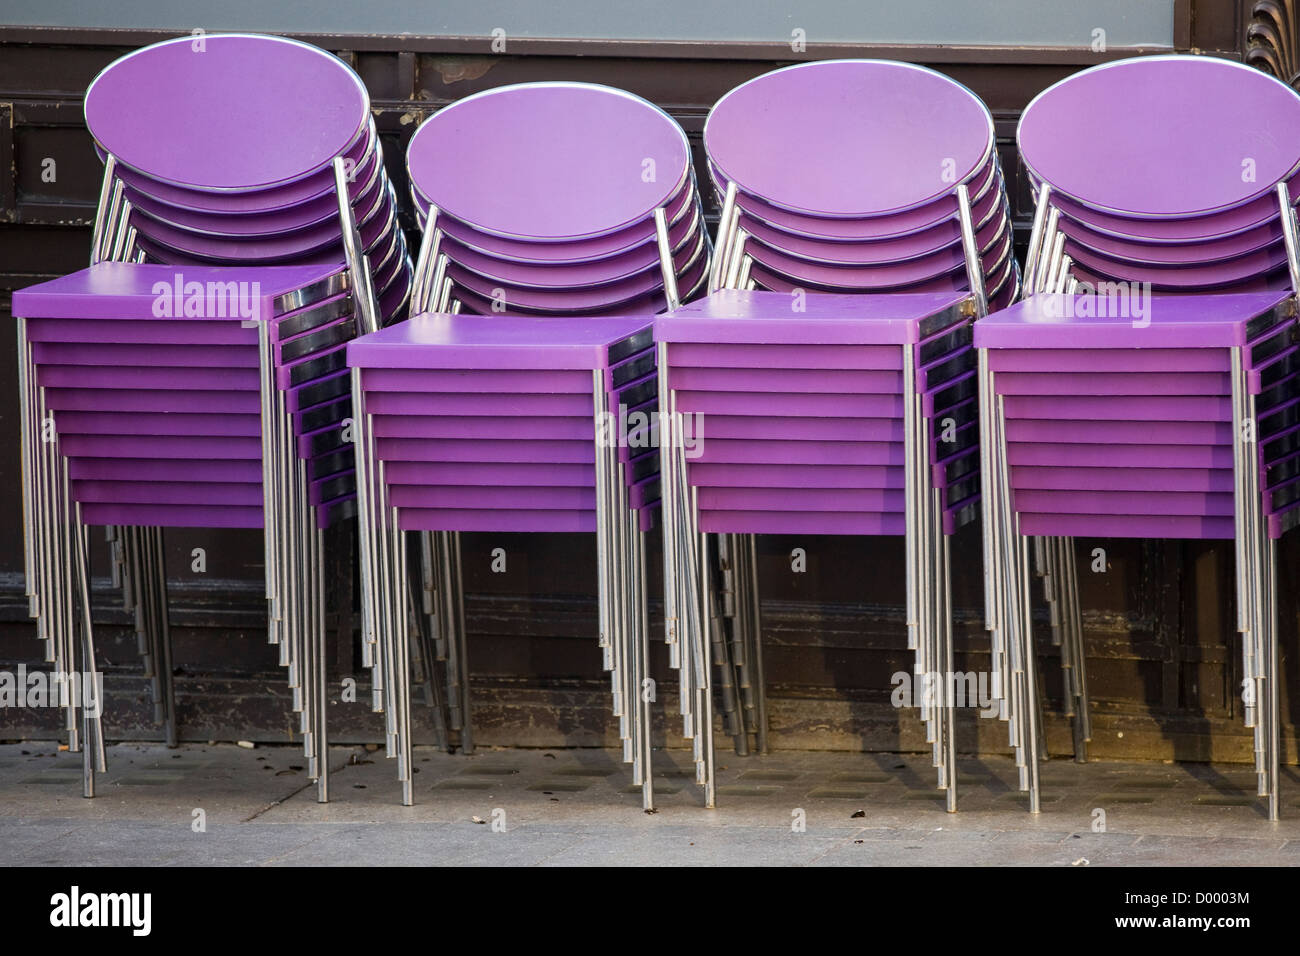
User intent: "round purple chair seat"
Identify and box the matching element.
[1019,56,1300,219]
[737,199,1008,267]
[419,191,699,266]
[131,181,393,262]
[86,34,370,192]
[710,159,1003,243]
[746,215,1009,286]
[438,212,702,289]
[1069,262,1292,295]
[446,235,706,311]
[139,197,397,268]
[747,229,1010,293]
[1064,238,1289,288]
[101,123,378,216]
[1055,211,1284,266]
[705,60,994,219]
[1037,176,1300,246]
[451,253,708,317]
[407,82,691,242]
[123,151,385,238]
[377,262,413,325]
[988,269,1018,310]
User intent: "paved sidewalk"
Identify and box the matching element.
[1,742,1297,865]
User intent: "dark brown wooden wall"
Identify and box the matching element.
[2,1,1296,762]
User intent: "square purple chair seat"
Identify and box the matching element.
[361,390,596,418]
[69,457,263,483]
[1004,419,1233,445]
[673,390,906,418]
[31,341,260,369]
[668,365,906,396]
[368,414,595,441]
[388,485,598,511]
[59,433,263,460]
[693,415,905,442]
[692,438,905,467]
[80,503,265,529]
[44,388,261,415]
[1005,441,1234,469]
[687,462,906,489]
[373,437,597,466]
[24,317,259,346]
[973,291,1292,350]
[50,410,263,438]
[348,312,655,371]
[37,364,262,392]
[1013,488,1235,518]
[71,480,263,507]
[656,289,971,346]
[1011,465,1234,494]
[396,508,604,534]
[383,460,598,487]
[697,486,906,513]
[13,261,347,320]
[359,367,600,395]
[991,370,1231,397]
[698,510,908,536]
[1017,512,1237,540]
[987,347,1233,374]
[666,342,906,371]
[1002,394,1232,422]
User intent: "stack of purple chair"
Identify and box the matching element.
[348,81,694,806]
[656,289,980,807]
[663,59,1011,798]
[976,54,1300,818]
[11,32,408,800]
[14,261,370,799]
[348,315,660,807]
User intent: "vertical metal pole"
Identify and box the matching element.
[709,181,738,294]
[654,207,680,311]
[956,184,987,314]
[1020,183,1052,294]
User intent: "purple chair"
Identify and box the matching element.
[692,59,1012,780]
[370,81,702,777]
[976,292,1299,818]
[11,32,405,800]
[656,289,979,807]
[985,54,1300,819]
[348,313,661,807]
[14,262,371,799]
